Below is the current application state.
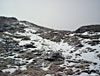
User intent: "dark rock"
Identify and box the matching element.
[75,64,86,69]
[0,29,3,32]
[0,16,18,32]
[14,35,26,38]
[93,62,97,65]
[65,69,74,75]
[14,48,20,52]
[0,58,16,70]
[0,70,2,72]
[81,70,98,74]
[12,69,22,75]
[0,71,8,76]
[76,34,100,39]
[24,44,36,48]
[66,55,72,59]
[54,72,64,76]
[27,58,44,70]
[66,60,79,63]
[76,43,83,47]
[75,53,81,57]
[90,70,97,73]
[75,25,100,33]
[44,52,64,61]
[82,70,91,74]
[88,40,100,46]
[23,69,47,76]
[66,59,92,64]
[75,69,80,73]
[49,62,65,72]
[22,36,30,40]
[97,54,100,58]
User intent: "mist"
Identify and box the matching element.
[0,0,100,30]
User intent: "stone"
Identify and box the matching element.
[76,43,83,47]
[22,36,30,40]
[65,69,74,75]
[24,44,36,48]
[49,63,65,72]
[12,69,22,75]
[54,72,64,76]
[44,52,64,61]
[97,54,100,58]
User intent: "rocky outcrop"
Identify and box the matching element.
[24,44,36,48]
[0,16,100,76]
[75,25,100,33]
[0,16,18,32]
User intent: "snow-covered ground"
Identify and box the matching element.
[0,22,100,76]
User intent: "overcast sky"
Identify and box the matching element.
[0,0,100,30]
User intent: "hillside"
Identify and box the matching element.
[0,16,100,76]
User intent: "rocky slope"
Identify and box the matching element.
[0,16,100,76]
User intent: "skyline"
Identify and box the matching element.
[0,0,100,30]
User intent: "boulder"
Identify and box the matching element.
[24,44,36,48]
[22,36,30,40]
[44,52,64,61]
[65,69,74,75]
